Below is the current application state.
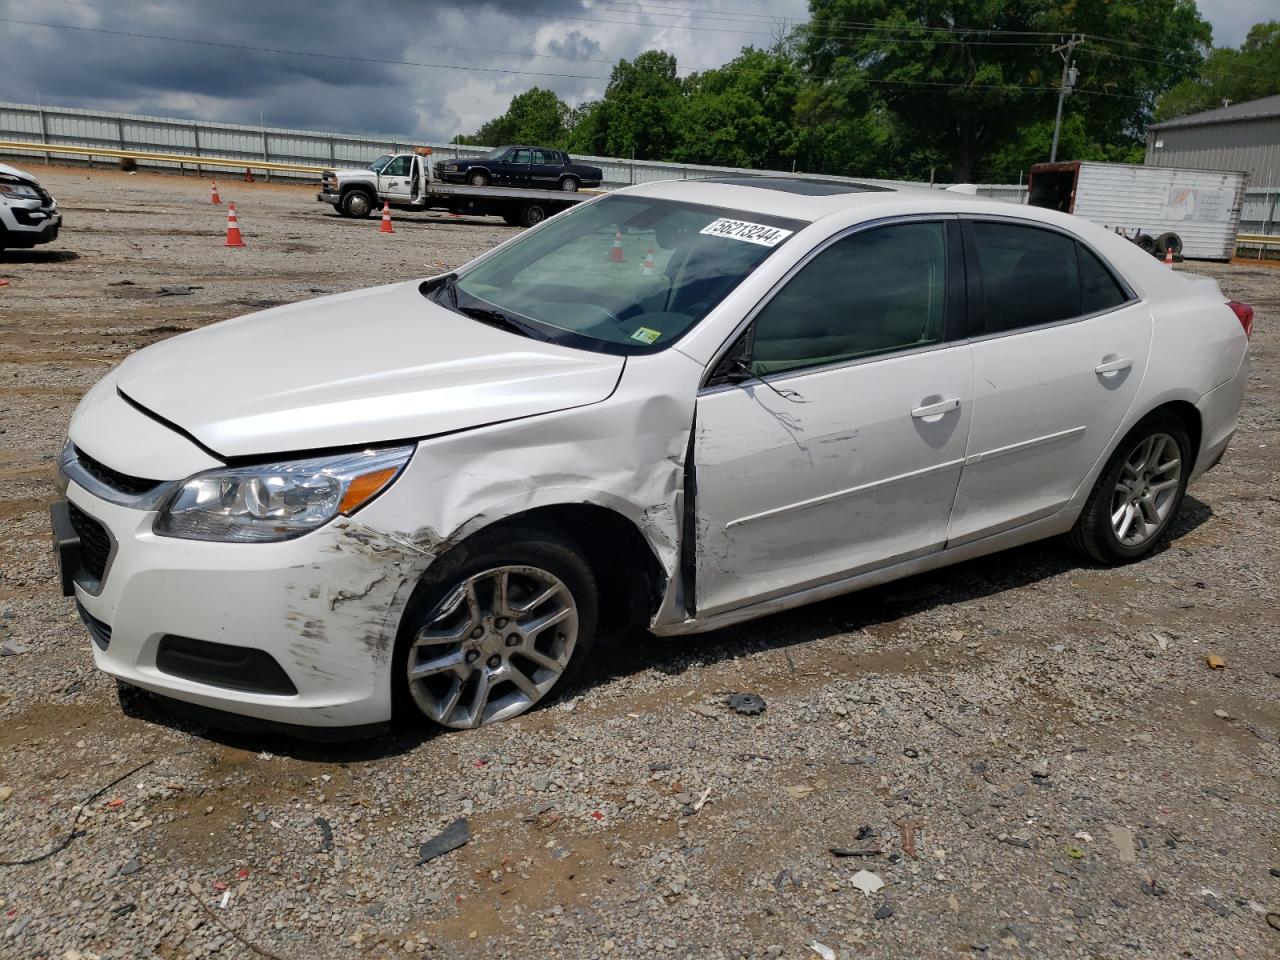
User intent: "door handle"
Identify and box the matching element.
[911,397,960,419]
[1094,356,1133,375]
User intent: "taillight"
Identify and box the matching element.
[1227,300,1254,339]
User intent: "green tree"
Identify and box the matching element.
[799,0,1209,180]
[1156,21,1280,121]
[461,87,571,146]
[570,50,683,159]
[672,48,805,168]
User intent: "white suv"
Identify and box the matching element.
[53,177,1251,739]
[0,162,61,251]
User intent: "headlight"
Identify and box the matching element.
[0,182,41,200]
[155,446,413,543]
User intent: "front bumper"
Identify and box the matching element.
[2,204,61,246]
[317,190,341,204]
[54,463,431,731]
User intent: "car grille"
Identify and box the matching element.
[67,501,112,583]
[74,446,161,496]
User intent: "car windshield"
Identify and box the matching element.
[429,195,804,355]
[481,146,510,160]
[369,154,394,173]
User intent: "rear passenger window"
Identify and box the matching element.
[750,222,947,376]
[1078,244,1129,314]
[970,222,1081,333]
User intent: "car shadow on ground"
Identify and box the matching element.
[123,496,1213,764]
[0,249,80,264]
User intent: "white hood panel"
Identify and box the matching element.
[114,281,624,458]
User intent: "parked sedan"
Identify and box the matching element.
[434,145,603,191]
[53,177,1251,738]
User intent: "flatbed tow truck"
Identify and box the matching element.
[317,147,594,227]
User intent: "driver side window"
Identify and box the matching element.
[382,155,412,177]
[750,221,947,376]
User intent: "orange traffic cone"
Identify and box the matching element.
[210,181,221,204]
[1164,246,1174,266]
[224,202,245,247]
[642,245,655,276]
[380,201,394,233]
[243,168,255,183]
[608,227,625,262]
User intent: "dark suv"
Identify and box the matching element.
[434,146,604,192]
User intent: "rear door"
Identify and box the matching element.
[946,219,1152,545]
[693,219,973,615]
[530,149,561,188]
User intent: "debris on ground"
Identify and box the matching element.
[416,819,471,865]
[157,285,203,296]
[315,816,333,853]
[829,844,882,857]
[727,692,766,715]
[1206,654,1226,669]
[1108,826,1137,864]
[0,640,29,656]
[807,940,836,960]
[850,869,884,897]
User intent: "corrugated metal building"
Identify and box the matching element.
[1146,94,1280,189]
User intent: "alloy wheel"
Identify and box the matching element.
[1110,433,1182,547]
[406,565,578,728]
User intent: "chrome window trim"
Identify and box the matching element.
[699,213,961,393]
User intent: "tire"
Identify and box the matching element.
[519,202,548,228]
[1133,234,1157,255]
[467,170,491,187]
[1155,232,1183,258]
[559,175,579,192]
[334,203,350,218]
[392,525,599,730]
[1065,410,1192,565]
[341,189,375,219]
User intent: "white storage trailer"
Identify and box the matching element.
[1027,161,1248,261]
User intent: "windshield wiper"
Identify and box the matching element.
[458,305,548,340]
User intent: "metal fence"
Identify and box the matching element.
[2,100,1277,233]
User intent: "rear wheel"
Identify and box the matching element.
[559,175,579,192]
[393,527,598,730]
[519,202,548,228]
[468,170,491,187]
[1066,411,1191,564]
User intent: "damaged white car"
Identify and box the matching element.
[53,176,1251,738]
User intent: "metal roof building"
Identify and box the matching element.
[1146,94,1280,189]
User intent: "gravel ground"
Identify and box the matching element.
[1,166,1278,960]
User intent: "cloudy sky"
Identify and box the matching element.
[0,0,1271,142]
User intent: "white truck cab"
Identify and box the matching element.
[0,162,62,252]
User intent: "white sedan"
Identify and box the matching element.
[53,176,1252,737]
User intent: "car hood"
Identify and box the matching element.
[0,161,39,185]
[114,281,624,458]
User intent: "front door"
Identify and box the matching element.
[377,155,414,202]
[946,219,1152,544]
[693,219,973,616]
[501,148,533,186]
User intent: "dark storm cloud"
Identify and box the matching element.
[6,1,1254,142]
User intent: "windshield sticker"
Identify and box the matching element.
[698,218,794,247]
[630,327,662,345]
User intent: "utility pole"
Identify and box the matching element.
[1049,34,1084,163]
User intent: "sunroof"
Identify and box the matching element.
[700,176,892,195]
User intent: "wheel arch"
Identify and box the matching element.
[424,503,670,635]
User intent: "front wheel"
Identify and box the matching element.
[468,170,491,187]
[1066,411,1191,564]
[393,528,598,730]
[341,189,375,218]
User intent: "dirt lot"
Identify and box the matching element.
[0,166,1277,960]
